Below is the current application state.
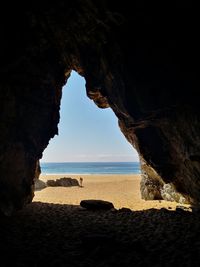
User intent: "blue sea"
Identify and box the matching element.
[40,162,140,175]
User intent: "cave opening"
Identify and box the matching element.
[34,71,191,211]
[34,71,141,209]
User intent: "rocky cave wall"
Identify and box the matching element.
[0,1,200,214]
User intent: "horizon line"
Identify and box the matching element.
[40,161,140,163]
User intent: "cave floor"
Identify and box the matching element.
[0,202,200,267]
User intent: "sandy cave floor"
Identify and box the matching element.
[1,202,200,266]
[0,174,199,266]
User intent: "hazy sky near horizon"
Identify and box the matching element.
[41,71,139,162]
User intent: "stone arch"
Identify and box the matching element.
[0,1,200,214]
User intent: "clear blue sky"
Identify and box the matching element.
[41,71,139,162]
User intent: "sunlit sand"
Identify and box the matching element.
[34,174,189,210]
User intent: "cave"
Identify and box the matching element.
[1,1,200,265]
[1,1,200,215]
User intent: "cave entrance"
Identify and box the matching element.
[34,71,142,209]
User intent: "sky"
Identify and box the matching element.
[41,71,139,162]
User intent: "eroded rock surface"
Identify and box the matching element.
[0,1,200,214]
[140,159,189,204]
[140,159,164,200]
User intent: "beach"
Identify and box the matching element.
[1,174,195,266]
[34,174,187,210]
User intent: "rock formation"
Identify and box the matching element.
[140,160,164,200]
[34,179,47,191]
[46,177,79,187]
[1,1,200,214]
[140,158,189,204]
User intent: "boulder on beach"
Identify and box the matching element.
[80,199,114,210]
[46,177,79,187]
[34,179,47,191]
[46,180,57,187]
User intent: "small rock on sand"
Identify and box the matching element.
[80,200,114,210]
[118,207,132,213]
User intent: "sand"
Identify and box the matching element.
[34,174,189,210]
[1,175,196,266]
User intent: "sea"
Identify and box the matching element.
[40,162,140,175]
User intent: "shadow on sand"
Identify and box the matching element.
[0,202,200,266]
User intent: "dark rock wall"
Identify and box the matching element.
[0,2,67,214]
[1,1,200,214]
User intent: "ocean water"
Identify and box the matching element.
[40,162,140,175]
